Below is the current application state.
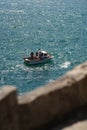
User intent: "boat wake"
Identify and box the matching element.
[60,61,71,69]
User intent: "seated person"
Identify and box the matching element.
[30,52,34,60]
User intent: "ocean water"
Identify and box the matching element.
[0,0,87,94]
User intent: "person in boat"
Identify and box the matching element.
[36,52,38,57]
[35,52,39,59]
[30,52,34,60]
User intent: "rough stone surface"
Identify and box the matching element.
[0,86,19,130]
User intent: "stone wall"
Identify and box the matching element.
[0,86,19,130]
[0,62,87,130]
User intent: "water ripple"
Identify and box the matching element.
[0,0,87,94]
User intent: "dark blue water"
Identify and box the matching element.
[0,0,87,94]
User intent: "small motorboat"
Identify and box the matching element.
[23,49,54,65]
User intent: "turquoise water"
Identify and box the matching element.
[0,0,87,94]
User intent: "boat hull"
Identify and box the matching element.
[24,56,53,65]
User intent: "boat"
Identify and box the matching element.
[23,49,54,65]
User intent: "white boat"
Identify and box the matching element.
[23,49,54,65]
